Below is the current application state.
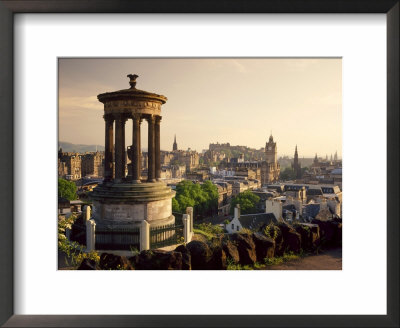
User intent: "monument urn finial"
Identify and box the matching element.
[127,74,139,89]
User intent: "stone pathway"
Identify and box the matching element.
[263,247,342,270]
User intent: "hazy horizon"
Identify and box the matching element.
[59,58,342,158]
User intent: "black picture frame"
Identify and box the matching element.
[0,1,398,327]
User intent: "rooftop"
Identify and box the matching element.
[238,213,277,230]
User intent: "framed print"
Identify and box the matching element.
[0,1,398,327]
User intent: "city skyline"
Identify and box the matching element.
[59,58,342,157]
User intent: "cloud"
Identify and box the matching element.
[283,59,324,72]
[229,59,247,73]
[201,59,248,74]
[59,95,102,112]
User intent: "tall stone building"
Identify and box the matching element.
[81,151,104,178]
[261,134,280,185]
[174,150,200,171]
[292,145,302,179]
[58,158,68,177]
[172,134,178,151]
[160,151,175,166]
[58,149,82,180]
[265,134,277,164]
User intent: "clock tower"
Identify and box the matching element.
[261,133,280,185]
[265,134,277,165]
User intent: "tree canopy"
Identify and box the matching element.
[58,178,78,200]
[279,167,296,181]
[230,190,260,215]
[172,180,218,218]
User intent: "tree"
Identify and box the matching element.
[172,180,219,218]
[230,190,260,215]
[201,180,219,215]
[172,197,180,213]
[279,167,296,181]
[58,178,77,200]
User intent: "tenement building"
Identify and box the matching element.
[89,75,176,246]
[58,149,82,180]
[81,151,104,178]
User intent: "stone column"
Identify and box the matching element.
[140,220,150,251]
[104,115,114,181]
[132,114,142,183]
[86,219,96,252]
[182,214,193,243]
[115,114,127,182]
[186,207,194,233]
[83,205,91,224]
[147,115,156,182]
[155,116,161,181]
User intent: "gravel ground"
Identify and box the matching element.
[263,247,342,270]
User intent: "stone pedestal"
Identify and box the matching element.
[90,181,175,229]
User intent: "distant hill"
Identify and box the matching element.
[59,141,105,153]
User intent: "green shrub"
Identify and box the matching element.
[58,214,100,268]
[227,261,253,270]
[263,223,279,240]
[194,223,223,235]
[238,228,253,234]
[263,251,300,266]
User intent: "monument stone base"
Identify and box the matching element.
[90,181,176,228]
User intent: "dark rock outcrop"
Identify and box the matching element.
[294,223,320,251]
[132,250,183,270]
[276,222,302,255]
[311,218,341,246]
[229,233,257,265]
[174,244,191,270]
[262,224,284,255]
[208,244,227,270]
[77,258,97,270]
[186,240,213,270]
[99,253,134,270]
[222,240,240,264]
[252,233,275,262]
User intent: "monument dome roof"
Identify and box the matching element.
[97,74,167,104]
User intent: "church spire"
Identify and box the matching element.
[293,145,301,179]
[173,134,178,151]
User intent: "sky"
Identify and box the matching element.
[58,58,342,158]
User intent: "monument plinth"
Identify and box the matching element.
[90,75,175,231]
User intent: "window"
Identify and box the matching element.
[231,224,234,230]
[237,226,240,231]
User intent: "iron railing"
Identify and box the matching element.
[150,222,183,249]
[95,226,140,251]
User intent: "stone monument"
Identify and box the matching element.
[89,75,176,237]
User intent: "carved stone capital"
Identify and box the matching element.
[147,115,156,125]
[115,113,128,123]
[103,114,114,123]
[132,113,142,123]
